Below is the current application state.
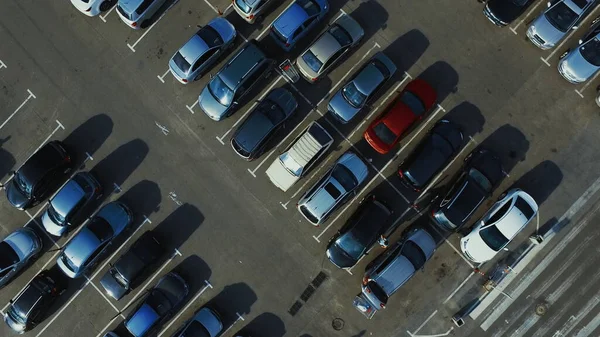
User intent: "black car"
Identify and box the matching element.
[483,0,535,26]
[432,148,505,231]
[230,88,298,161]
[398,120,464,192]
[100,231,164,300]
[326,195,393,269]
[6,140,74,210]
[4,270,68,333]
[124,272,189,337]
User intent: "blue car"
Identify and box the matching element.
[270,0,329,51]
[124,272,189,337]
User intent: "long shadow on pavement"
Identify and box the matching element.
[204,282,257,327]
[62,114,113,170]
[234,312,286,337]
[152,203,204,253]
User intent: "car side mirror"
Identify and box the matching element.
[503,247,510,251]
[572,25,579,30]
[209,74,213,79]
[547,1,551,7]
[578,39,583,44]
[233,101,239,105]
[197,25,203,28]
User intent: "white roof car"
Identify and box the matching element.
[266,122,333,191]
[460,188,538,263]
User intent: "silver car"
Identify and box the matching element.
[296,13,364,83]
[0,228,42,288]
[526,0,596,50]
[116,0,167,29]
[57,202,133,278]
[328,52,396,123]
[232,0,276,23]
[41,171,103,237]
[171,307,223,337]
[297,151,369,226]
[169,18,237,84]
[558,17,600,83]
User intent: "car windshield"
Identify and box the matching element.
[280,152,303,176]
[60,253,79,273]
[208,76,234,106]
[373,122,397,145]
[580,37,600,66]
[302,50,323,72]
[172,52,191,74]
[401,241,427,270]
[298,0,320,16]
[479,225,509,251]
[342,82,367,108]
[0,242,19,276]
[235,0,252,13]
[336,234,364,259]
[468,168,492,192]
[545,2,578,32]
[197,25,223,48]
[331,164,358,191]
[183,321,212,337]
[13,172,32,196]
[47,204,66,224]
[400,91,426,115]
[329,24,352,46]
[87,217,114,242]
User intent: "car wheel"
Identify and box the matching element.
[498,191,507,200]
[559,50,569,59]
[99,0,114,11]
[140,19,151,29]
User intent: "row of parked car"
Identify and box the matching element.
[483,0,600,84]
[0,142,250,336]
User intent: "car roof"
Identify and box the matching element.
[274,2,311,37]
[50,179,87,218]
[220,41,266,89]
[310,32,342,63]
[118,0,144,14]
[12,282,46,319]
[564,0,592,14]
[19,142,65,184]
[63,228,101,269]
[179,35,210,65]
[382,101,417,136]
[343,198,391,244]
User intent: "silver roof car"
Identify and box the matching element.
[57,202,133,278]
[233,0,276,23]
[328,52,396,123]
[558,17,600,83]
[297,151,369,225]
[169,18,237,84]
[172,307,223,337]
[0,228,42,287]
[296,13,364,82]
[526,0,596,50]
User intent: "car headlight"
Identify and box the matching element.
[462,239,469,249]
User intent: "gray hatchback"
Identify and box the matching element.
[231,88,298,160]
[0,228,42,288]
[198,40,274,121]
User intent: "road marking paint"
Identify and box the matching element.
[157,280,213,336]
[0,89,35,130]
[257,0,295,40]
[219,312,245,336]
[574,69,600,98]
[407,327,454,337]
[317,42,380,106]
[413,310,438,335]
[201,0,219,13]
[0,59,6,69]
[540,56,551,67]
[86,276,125,318]
[509,0,545,33]
[428,223,474,269]
[574,300,600,336]
[127,4,173,52]
[157,68,170,83]
[186,99,198,114]
[216,76,284,145]
[443,272,476,304]
[99,5,116,22]
[35,281,91,336]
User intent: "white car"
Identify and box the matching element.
[70,0,116,16]
[460,189,538,263]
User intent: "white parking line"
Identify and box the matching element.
[413,310,438,335]
[443,272,476,304]
[0,89,36,130]
[86,276,125,318]
[316,42,380,106]
[428,223,475,269]
[219,312,245,336]
[157,68,170,83]
[256,0,295,40]
[157,280,214,337]
[0,59,6,69]
[99,5,117,22]
[216,76,284,145]
[201,0,219,14]
[186,99,198,114]
[127,5,172,52]
[347,73,411,139]
[509,0,545,34]
[575,69,600,97]
[34,216,152,337]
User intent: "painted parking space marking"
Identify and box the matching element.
[0,59,6,70]
[216,76,284,145]
[0,89,36,130]
[87,276,125,318]
[127,0,179,53]
[157,280,214,337]
[429,223,475,269]
[509,0,545,34]
[186,99,198,114]
[157,68,171,83]
[219,312,245,336]
[574,69,600,97]
[99,5,117,22]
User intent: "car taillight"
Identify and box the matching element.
[86,7,92,11]
[398,170,404,178]
[362,277,368,285]
[248,15,254,19]
[285,42,290,47]
[132,22,137,27]
[365,287,371,293]
[65,156,71,163]
[380,303,385,309]
[312,78,317,81]
[182,79,188,83]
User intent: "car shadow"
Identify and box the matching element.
[204,282,258,327]
[152,203,204,253]
[41,264,88,319]
[0,136,15,180]
[62,114,113,170]
[142,0,181,29]
[234,312,286,337]
[89,139,149,196]
[416,61,459,105]
[509,160,563,205]
[169,254,212,305]
[116,179,162,223]
[383,29,429,76]
[478,124,530,176]
[441,101,486,140]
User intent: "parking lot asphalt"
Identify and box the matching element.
[3,0,600,336]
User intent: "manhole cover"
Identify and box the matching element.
[535,303,548,316]
[332,318,345,331]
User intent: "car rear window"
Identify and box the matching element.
[485,201,512,225]
[372,59,391,78]
[367,280,388,303]
[302,50,323,72]
[545,2,578,32]
[329,24,352,46]
[331,164,358,191]
[468,168,492,192]
[117,5,132,20]
[515,197,535,219]
[581,38,600,66]
[479,225,509,251]
[0,242,19,276]
[401,241,426,270]
[88,217,114,242]
[197,25,224,48]
[400,91,426,115]
[135,0,153,15]
[172,52,191,73]
[373,122,397,145]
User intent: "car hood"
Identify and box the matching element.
[530,15,565,46]
[209,17,237,42]
[194,308,223,337]
[5,229,39,260]
[460,234,497,263]
[265,157,298,192]
[5,180,31,209]
[328,90,360,123]
[41,210,68,236]
[100,271,128,300]
[326,243,357,268]
[199,86,229,121]
[561,48,598,81]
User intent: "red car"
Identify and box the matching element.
[364,79,437,154]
